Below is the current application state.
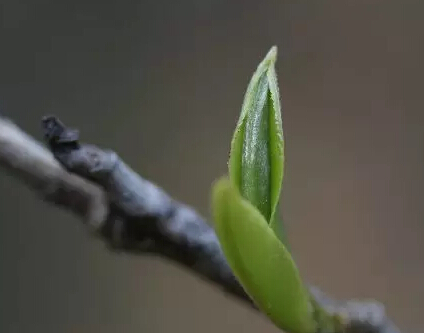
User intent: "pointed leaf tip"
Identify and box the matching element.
[265,46,278,64]
[228,45,285,239]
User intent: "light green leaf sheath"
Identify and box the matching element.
[228,46,285,242]
[212,178,316,333]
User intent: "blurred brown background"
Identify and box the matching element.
[1,1,423,332]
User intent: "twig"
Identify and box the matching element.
[0,116,108,228]
[0,115,403,333]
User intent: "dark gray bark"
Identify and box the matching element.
[0,115,405,333]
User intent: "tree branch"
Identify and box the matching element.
[0,116,108,228]
[0,114,403,333]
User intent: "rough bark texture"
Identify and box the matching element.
[0,114,404,333]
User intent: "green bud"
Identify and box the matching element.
[228,46,285,240]
[212,46,338,333]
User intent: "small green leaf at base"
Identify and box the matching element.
[211,177,316,333]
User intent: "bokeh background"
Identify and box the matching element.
[1,1,423,332]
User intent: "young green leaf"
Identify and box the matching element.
[228,46,285,242]
[212,177,316,333]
